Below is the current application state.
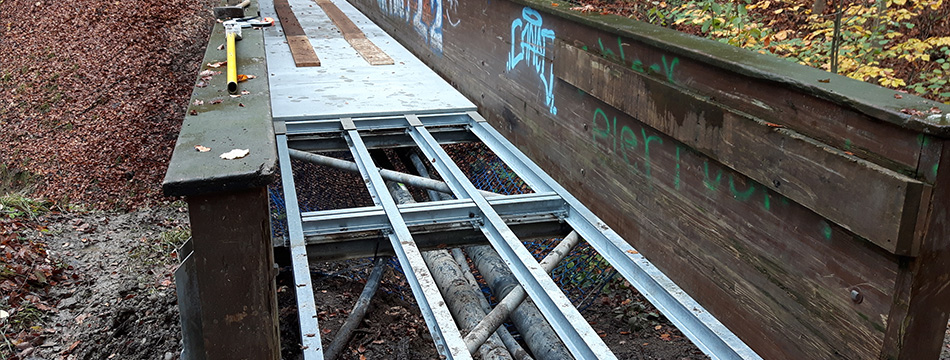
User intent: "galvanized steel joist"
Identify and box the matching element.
[276,112,762,360]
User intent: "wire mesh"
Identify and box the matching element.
[270,143,618,312]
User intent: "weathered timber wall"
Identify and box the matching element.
[345,0,950,358]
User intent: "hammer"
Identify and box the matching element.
[214,0,251,20]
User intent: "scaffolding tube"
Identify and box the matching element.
[289,149,499,198]
[387,181,513,359]
[466,245,574,360]
[464,232,581,355]
[406,151,533,360]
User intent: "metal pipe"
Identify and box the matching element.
[289,149,499,198]
[464,232,581,355]
[226,31,238,94]
[324,256,388,360]
[387,181,512,360]
[408,151,531,360]
[450,248,534,360]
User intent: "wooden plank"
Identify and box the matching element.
[273,0,320,67]
[553,41,926,256]
[314,0,393,65]
[344,0,925,358]
[287,35,321,67]
[881,139,950,359]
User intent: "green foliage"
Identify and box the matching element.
[613,298,663,331]
[637,0,950,104]
[0,194,52,220]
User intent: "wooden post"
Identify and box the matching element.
[163,0,279,357]
[181,188,280,360]
[882,140,949,360]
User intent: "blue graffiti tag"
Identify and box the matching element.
[507,7,557,115]
[376,0,451,53]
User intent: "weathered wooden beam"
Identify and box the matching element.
[184,189,280,360]
[273,0,321,67]
[553,41,928,256]
[313,0,393,65]
[881,139,950,359]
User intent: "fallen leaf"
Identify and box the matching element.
[774,30,788,40]
[765,122,785,128]
[75,313,89,324]
[195,81,207,88]
[198,70,219,77]
[217,43,225,50]
[322,328,332,334]
[571,4,596,12]
[660,333,671,341]
[844,151,854,156]
[193,99,204,106]
[189,109,198,116]
[626,249,638,254]
[207,61,227,68]
[901,108,925,116]
[237,74,249,82]
[0,310,8,319]
[655,325,663,330]
[241,90,251,95]
[220,149,250,160]
[211,99,223,105]
[372,339,385,344]
[63,340,81,355]
[239,103,245,107]
[230,94,241,98]
[931,107,942,114]
[894,93,903,99]
[550,2,559,6]
[359,355,366,360]
[194,145,211,152]
[619,331,630,335]
[818,78,830,83]
[304,333,315,337]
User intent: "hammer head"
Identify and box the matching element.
[214,6,245,20]
[213,0,251,20]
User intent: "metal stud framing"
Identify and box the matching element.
[276,113,763,360]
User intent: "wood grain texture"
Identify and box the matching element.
[345,0,945,358]
[553,41,927,256]
[286,35,321,67]
[274,0,320,67]
[881,138,950,360]
[314,0,393,65]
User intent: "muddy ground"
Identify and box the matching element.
[2,202,948,360]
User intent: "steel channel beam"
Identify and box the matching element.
[406,118,617,359]
[289,127,477,152]
[287,112,471,135]
[343,128,472,360]
[276,134,325,360]
[465,113,762,360]
[300,192,566,236]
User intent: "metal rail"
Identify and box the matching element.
[261,0,761,357]
[276,112,762,360]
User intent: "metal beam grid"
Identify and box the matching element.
[276,111,762,360]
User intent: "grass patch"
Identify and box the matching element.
[0,193,53,221]
[131,226,191,266]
